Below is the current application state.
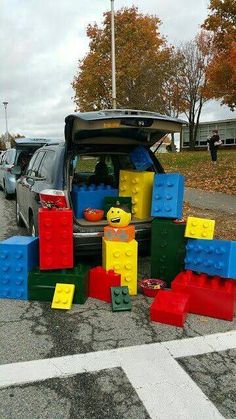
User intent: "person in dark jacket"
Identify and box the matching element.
[207,129,221,163]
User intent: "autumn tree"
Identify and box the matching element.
[175,32,214,149]
[0,133,25,150]
[202,0,236,109]
[72,6,178,113]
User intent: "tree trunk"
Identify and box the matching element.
[189,122,195,150]
[170,133,176,151]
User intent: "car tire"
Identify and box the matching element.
[29,215,37,237]
[16,199,25,227]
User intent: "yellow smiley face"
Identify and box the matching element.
[107,207,131,228]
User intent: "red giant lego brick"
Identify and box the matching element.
[39,208,73,270]
[89,266,121,302]
[150,289,189,327]
[172,270,236,321]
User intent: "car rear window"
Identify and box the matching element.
[26,151,45,177]
[38,151,55,182]
[5,149,16,165]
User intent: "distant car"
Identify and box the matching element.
[0,138,59,199]
[16,109,184,253]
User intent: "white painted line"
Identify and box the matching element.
[124,356,223,419]
[1,331,236,389]
[161,330,236,359]
[0,331,235,418]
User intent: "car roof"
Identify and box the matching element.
[14,138,62,146]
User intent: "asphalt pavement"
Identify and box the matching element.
[0,191,235,419]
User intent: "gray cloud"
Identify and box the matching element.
[0,0,234,139]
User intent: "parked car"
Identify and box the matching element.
[16,109,184,254]
[0,138,58,198]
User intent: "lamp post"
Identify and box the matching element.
[111,0,117,109]
[2,101,9,145]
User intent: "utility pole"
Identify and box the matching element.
[111,0,117,109]
[2,101,9,147]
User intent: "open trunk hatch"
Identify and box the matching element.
[65,109,185,147]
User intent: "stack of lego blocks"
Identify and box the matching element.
[150,173,186,287]
[0,205,90,310]
[102,206,138,298]
[150,216,236,327]
[29,207,90,309]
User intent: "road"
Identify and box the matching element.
[0,191,235,419]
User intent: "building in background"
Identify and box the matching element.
[181,118,236,149]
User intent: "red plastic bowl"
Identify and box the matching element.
[84,208,104,222]
[139,279,166,298]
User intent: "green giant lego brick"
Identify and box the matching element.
[28,264,89,304]
[111,286,132,311]
[151,219,186,287]
[103,196,132,217]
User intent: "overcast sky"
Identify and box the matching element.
[0,0,234,139]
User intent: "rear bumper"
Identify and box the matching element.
[73,226,151,255]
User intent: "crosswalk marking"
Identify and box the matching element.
[1,331,235,418]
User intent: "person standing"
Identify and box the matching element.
[207,129,222,163]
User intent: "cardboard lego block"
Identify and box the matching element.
[51,283,75,309]
[151,173,184,219]
[111,286,132,311]
[28,264,89,304]
[89,266,121,302]
[71,184,118,218]
[119,170,154,219]
[151,219,186,287]
[0,236,38,300]
[185,216,215,239]
[38,208,73,270]
[130,146,153,171]
[104,225,135,242]
[150,289,189,327]
[185,239,236,278]
[102,238,138,295]
[172,270,236,321]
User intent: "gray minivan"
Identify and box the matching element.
[0,138,57,198]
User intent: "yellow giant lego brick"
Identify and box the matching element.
[51,283,75,310]
[185,216,215,239]
[119,170,154,219]
[102,238,138,295]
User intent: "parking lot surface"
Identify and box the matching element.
[0,191,235,418]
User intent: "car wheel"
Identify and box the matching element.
[16,200,25,227]
[29,215,37,237]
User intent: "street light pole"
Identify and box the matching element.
[3,101,9,145]
[111,0,117,109]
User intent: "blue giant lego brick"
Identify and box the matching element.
[151,173,184,219]
[130,146,153,171]
[0,236,39,299]
[185,238,236,279]
[71,184,118,218]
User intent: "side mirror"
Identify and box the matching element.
[11,165,22,175]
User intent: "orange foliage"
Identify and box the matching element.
[72,7,179,113]
[202,0,236,108]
